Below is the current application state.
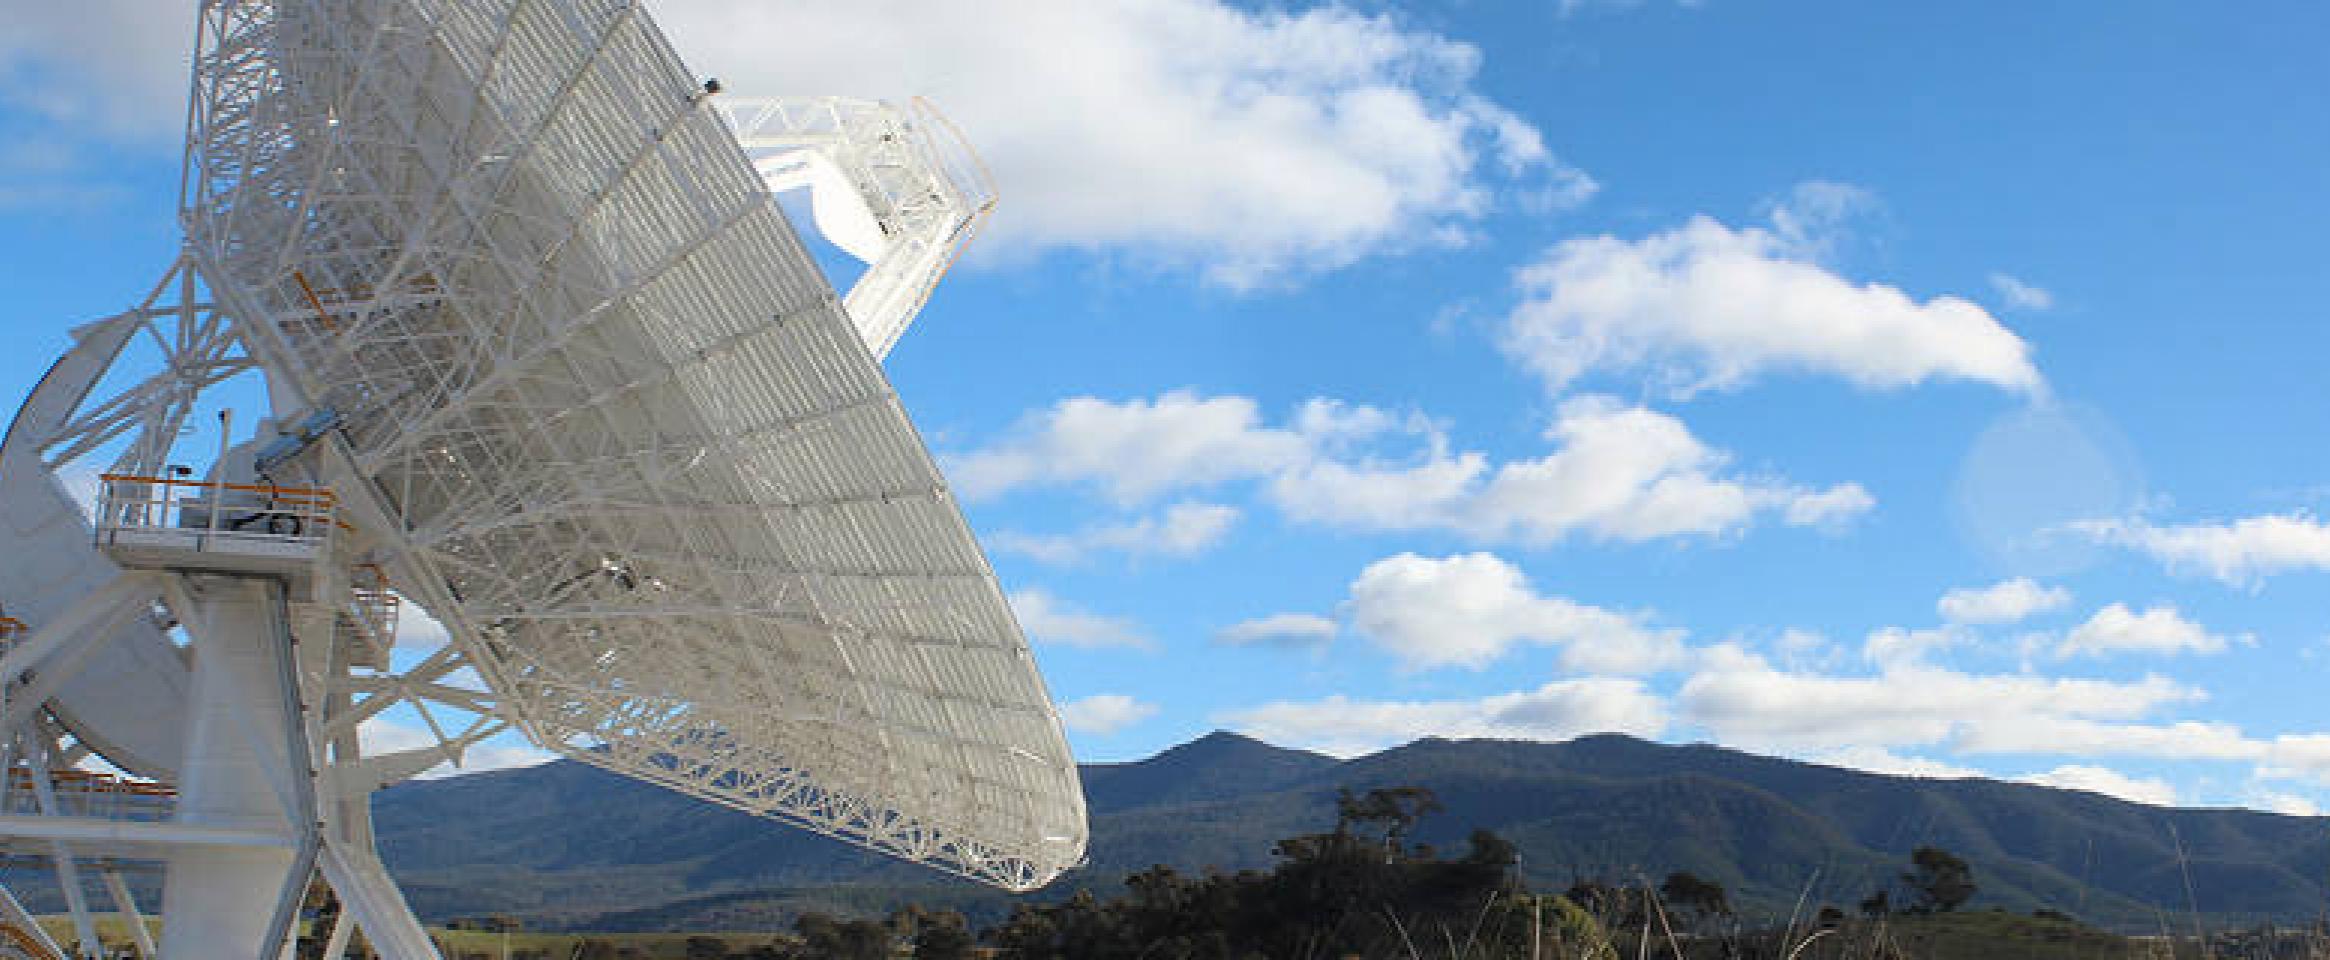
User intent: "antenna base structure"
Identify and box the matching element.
[1,255,486,958]
[0,0,1084,956]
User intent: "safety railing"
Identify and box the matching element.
[344,563,402,657]
[286,271,444,335]
[94,474,337,555]
[301,272,443,304]
[0,767,176,822]
[0,921,52,960]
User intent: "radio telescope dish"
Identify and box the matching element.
[0,1,1085,956]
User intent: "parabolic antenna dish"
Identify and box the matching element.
[164,0,1083,888]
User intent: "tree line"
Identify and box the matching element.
[419,784,1988,959]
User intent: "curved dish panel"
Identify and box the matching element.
[180,0,1083,887]
[0,437,190,781]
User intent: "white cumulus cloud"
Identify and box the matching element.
[0,3,194,139]
[1058,694,1160,735]
[1345,552,1684,673]
[949,392,1344,504]
[1280,396,1875,544]
[2020,765,2178,806]
[393,597,453,649]
[1957,717,2262,763]
[2057,603,2234,659]
[654,0,1585,287]
[1679,643,2204,756]
[955,392,1871,546]
[1217,679,1667,757]
[1217,612,1340,649]
[1860,626,1966,669]
[2260,735,2330,787]
[358,717,555,780]
[8,1,1585,285]
[1682,644,2330,794]
[1502,193,2042,398]
[1937,577,2072,625]
[1008,589,1151,650]
[1808,746,1983,781]
[2075,514,2330,587]
[2248,789,2322,817]
[1785,483,1879,530]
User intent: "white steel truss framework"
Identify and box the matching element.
[723,96,999,361]
[189,0,1083,889]
[0,7,1085,949]
[1,259,522,957]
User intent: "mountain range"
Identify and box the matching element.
[373,732,2330,932]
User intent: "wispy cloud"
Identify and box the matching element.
[1059,694,1159,735]
[1218,678,1667,757]
[1216,612,1340,650]
[0,140,133,213]
[993,502,1239,564]
[0,2,195,139]
[1989,273,2056,311]
[1556,0,1706,17]
[1008,589,1151,650]
[1938,577,2072,625]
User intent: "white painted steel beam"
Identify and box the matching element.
[0,14,1086,960]
[159,578,312,960]
[0,816,291,850]
[169,0,1085,889]
[17,746,99,959]
[101,870,158,960]
[0,573,159,690]
[0,881,67,959]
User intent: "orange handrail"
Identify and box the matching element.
[4,767,176,799]
[298,273,442,303]
[350,563,403,646]
[0,921,59,960]
[290,270,342,333]
[98,474,338,507]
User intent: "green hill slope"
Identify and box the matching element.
[374,732,2330,931]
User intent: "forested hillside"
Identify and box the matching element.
[376,732,2330,931]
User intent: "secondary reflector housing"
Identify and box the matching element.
[182,0,1084,888]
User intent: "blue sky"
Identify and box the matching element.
[6,1,2330,812]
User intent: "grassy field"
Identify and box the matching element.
[23,917,159,955]
[27,909,2293,958]
[1566,909,2227,960]
[1834,911,2139,960]
[427,929,780,959]
[13,919,783,959]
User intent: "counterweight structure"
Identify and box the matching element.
[0,1,1085,956]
